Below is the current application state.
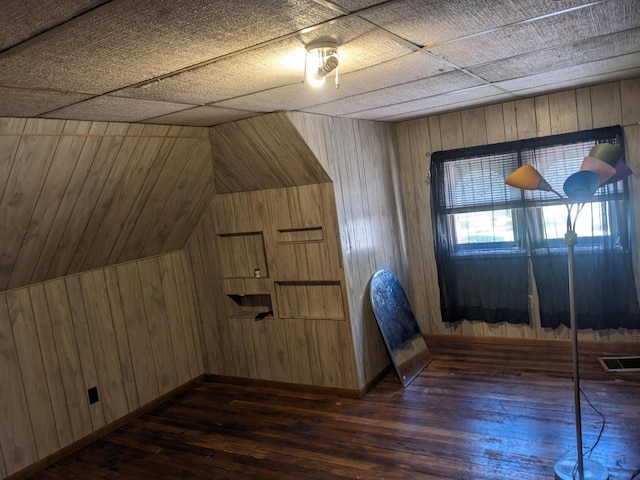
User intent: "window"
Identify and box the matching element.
[430,126,640,330]
[435,128,626,255]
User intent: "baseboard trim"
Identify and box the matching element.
[6,374,205,480]
[205,374,364,398]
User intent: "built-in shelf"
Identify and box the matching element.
[275,281,344,320]
[277,226,323,244]
[217,231,269,279]
[225,293,273,320]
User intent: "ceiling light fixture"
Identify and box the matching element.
[305,40,340,89]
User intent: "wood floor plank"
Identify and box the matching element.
[33,340,640,480]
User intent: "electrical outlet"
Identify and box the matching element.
[88,386,99,405]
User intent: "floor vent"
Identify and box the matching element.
[598,356,640,372]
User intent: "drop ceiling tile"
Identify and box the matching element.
[430,0,640,67]
[303,70,484,116]
[376,92,515,122]
[339,84,508,120]
[507,67,640,99]
[144,106,258,127]
[0,86,92,117]
[0,0,340,93]
[494,52,640,94]
[0,0,107,50]
[470,28,640,83]
[216,66,473,114]
[331,1,388,11]
[40,95,194,123]
[357,0,596,48]
[117,16,415,105]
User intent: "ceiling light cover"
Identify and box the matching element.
[305,40,340,88]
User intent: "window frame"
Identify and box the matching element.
[431,126,627,256]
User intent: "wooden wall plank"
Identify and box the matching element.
[249,319,273,380]
[115,262,160,404]
[184,211,226,374]
[28,284,74,449]
[515,98,537,139]
[6,288,60,459]
[137,258,179,394]
[45,122,131,280]
[8,121,91,290]
[118,136,199,262]
[64,275,106,431]
[0,443,6,479]
[283,319,313,385]
[143,138,213,257]
[79,270,129,423]
[461,107,487,147]
[439,112,464,150]
[67,123,146,275]
[395,120,428,328]
[158,253,192,384]
[502,102,518,141]
[0,294,38,475]
[621,78,640,125]
[30,121,109,284]
[549,91,578,134]
[103,267,140,412]
[173,250,205,376]
[575,87,593,131]
[104,131,177,265]
[484,104,506,144]
[210,112,331,193]
[0,122,63,290]
[591,82,622,128]
[83,125,171,269]
[534,95,552,137]
[44,279,93,441]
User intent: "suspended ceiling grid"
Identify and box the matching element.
[0,0,639,126]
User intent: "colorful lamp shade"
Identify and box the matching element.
[580,156,616,185]
[505,164,552,191]
[589,143,623,166]
[604,161,633,185]
[563,170,600,201]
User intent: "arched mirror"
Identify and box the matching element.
[370,269,431,387]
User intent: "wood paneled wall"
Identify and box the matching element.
[0,250,203,478]
[395,77,640,343]
[0,118,214,292]
[209,112,331,193]
[185,183,359,390]
[289,113,409,387]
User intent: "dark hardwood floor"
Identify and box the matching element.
[32,337,640,480]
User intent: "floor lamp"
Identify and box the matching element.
[505,142,630,480]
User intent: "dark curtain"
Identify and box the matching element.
[524,130,640,329]
[431,150,530,325]
[431,126,640,330]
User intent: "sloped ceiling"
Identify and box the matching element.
[0,0,638,126]
[210,112,331,193]
[0,117,214,292]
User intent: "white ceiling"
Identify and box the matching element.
[1,0,639,126]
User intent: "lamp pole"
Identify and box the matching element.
[565,228,584,478]
[554,216,608,480]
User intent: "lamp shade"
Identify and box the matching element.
[589,143,622,166]
[603,161,633,186]
[505,164,552,191]
[563,170,600,201]
[580,156,616,185]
